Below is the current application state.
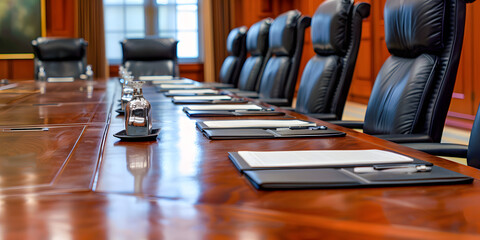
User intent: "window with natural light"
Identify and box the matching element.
[104,0,200,63]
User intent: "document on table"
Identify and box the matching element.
[152,80,194,84]
[47,77,75,82]
[139,76,175,81]
[0,83,18,91]
[169,89,219,94]
[201,120,315,129]
[173,96,232,101]
[185,104,263,110]
[237,150,413,168]
[159,84,202,88]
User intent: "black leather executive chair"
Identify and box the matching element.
[295,0,370,121]
[333,0,475,143]
[218,26,248,87]
[251,10,310,107]
[32,37,88,79]
[121,38,179,77]
[235,18,273,92]
[203,27,247,89]
[403,104,480,169]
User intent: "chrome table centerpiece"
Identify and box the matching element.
[125,81,152,136]
[114,78,160,141]
[120,74,134,112]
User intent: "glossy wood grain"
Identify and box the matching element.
[5,192,480,239]
[0,126,84,190]
[2,79,480,238]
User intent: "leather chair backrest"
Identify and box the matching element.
[363,0,473,142]
[121,38,179,77]
[218,27,247,86]
[31,38,88,79]
[295,0,370,120]
[257,10,311,105]
[468,104,480,168]
[236,19,272,91]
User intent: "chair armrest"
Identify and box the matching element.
[328,120,364,129]
[233,91,259,98]
[374,134,433,143]
[402,143,468,158]
[280,107,295,111]
[305,113,339,121]
[202,82,234,89]
[259,98,291,107]
[220,88,238,93]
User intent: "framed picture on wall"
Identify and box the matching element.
[0,0,46,59]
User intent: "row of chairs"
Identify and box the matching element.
[30,37,179,79]
[30,0,477,167]
[219,1,370,122]
[212,0,479,167]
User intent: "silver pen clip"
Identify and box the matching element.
[353,164,432,173]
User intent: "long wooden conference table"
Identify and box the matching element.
[1,79,480,239]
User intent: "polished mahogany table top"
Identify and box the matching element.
[1,79,480,239]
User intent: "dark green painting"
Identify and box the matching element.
[0,0,45,59]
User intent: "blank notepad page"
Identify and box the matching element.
[238,150,413,167]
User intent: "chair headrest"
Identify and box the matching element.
[269,10,302,57]
[246,18,273,56]
[32,38,87,61]
[122,38,178,61]
[384,0,445,58]
[312,0,353,56]
[226,27,247,56]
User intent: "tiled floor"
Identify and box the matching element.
[343,101,470,165]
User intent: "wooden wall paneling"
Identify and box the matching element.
[235,0,296,29]
[376,0,389,70]
[449,6,474,116]
[348,0,375,104]
[0,61,9,79]
[274,0,294,15]
[238,1,257,28]
[261,0,273,13]
[11,60,35,80]
[232,0,244,28]
[179,63,205,82]
[46,0,77,37]
[473,3,480,113]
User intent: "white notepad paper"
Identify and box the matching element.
[139,76,174,81]
[47,77,75,82]
[153,80,193,84]
[185,104,262,110]
[202,120,315,128]
[160,84,201,88]
[169,89,218,94]
[238,150,413,167]
[0,83,18,91]
[173,95,232,101]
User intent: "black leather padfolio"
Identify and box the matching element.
[185,110,286,117]
[202,128,345,140]
[243,167,473,189]
[228,152,432,172]
[172,99,249,104]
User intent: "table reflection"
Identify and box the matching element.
[126,145,152,194]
